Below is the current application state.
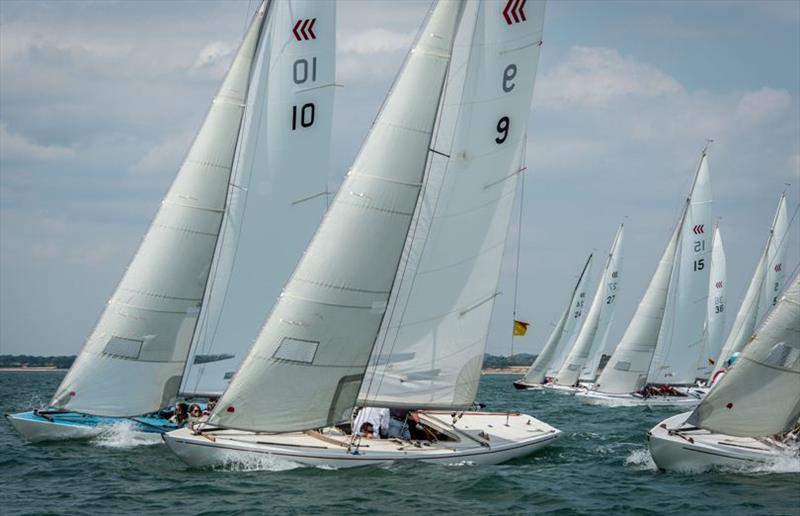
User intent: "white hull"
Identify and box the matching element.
[647,412,797,472]
[575,390,702,407]
[541,383,579,395]
[6,413,102,443]
[164,411,561,469]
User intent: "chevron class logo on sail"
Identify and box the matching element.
[502,0,527,25]
[293,18,316,41]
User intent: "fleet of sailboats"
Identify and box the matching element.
[6,0,798,475]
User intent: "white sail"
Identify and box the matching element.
[181,0,336,397]
[758,193,789,322]
[522,255,593,385]
[581,226,625,382]
[557,225,624,387]
[594,220,682,394]
[548,257,593,377]
[208,1,464,432]
[50,6,269,416]
[695,225,726,379]
[714,194,788,370]
[649,152,712,385]
[687,271,800,437]
[358,1,547,409]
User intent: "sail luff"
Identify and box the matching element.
[207,0,465,433]
[557,225,624,386]
[687,271,800,437]
[50,5,269,417]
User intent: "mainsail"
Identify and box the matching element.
[648,152,713,385]
[687,271,800,437]
[714,193,790,371]
[556,225,624,387]
[358,0,547,409]
[521,255,593,386]
[208,1,465,432]
[181,0,336,397]
[51,5,269,416]
[695,224,726,379]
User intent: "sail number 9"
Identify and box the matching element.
[495,64,517,144]
[496,116,510,144]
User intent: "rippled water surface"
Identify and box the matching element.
[2,372,798,515]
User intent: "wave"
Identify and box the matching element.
[624,448,658,471]
[93,421,162,449]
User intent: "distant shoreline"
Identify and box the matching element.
[0,367,67,372]
[482,367,528,375]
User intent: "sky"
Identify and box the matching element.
[1,0,798,358]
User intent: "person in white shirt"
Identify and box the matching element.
[353,407,390,439]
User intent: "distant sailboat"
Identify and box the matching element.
[694,224,726,381]
[6,0,336,442]
[648,270,800,472]
[165,0,561,468]
[576,148,713,406]
[513,254,593,390]
[710,193,789,383]
[552,224,625,392]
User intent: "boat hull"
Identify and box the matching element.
[512,380,544,390]
[541,383,580,395]
[164,411,562,469]
[5,411,176,443]
[647,412,794,472]
[574,390,702,407]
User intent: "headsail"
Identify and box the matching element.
[714,193,790,371]
[594,219,682,394]
[758,192,789,322]
[695,224,726,379]
[181,0,336,397]
[51,5,269,416]
[687,271,800,437]
[359,0,547,409]
[648,151,713,385]
[557,225,624,387]
[208,1,465,432]
[522,255,593,386]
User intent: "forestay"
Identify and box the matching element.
[687,271,800,437]
[714,194,789,371]
[581,227,625,382]
[594,219,682,394]
[649,152,712,385]
[181,0,335,397]
[50,6,268,416]
[208,1,464,432]
[695,225,726,379]
[522,255,593,386]
[358,0,547,409]
[557,225,624,387]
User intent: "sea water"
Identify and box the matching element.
[2,372,798,515]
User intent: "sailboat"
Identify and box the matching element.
[549,225,625,393]
[648,270,800,472]
[575,148,713,407]
[6,0,336,442]
[164,0,561,469]
[709,193,789,385]
[513,254,593,391]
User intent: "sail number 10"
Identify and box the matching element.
[292,58,317,131]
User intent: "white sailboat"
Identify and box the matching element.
[165,0,561,468]
[693,224,726,381]
[7,0,336,442]
[648,270,800,472]
[576,148,713,407]
[710,193,789,384]
[513,254,593,391]
[551,225,625,392]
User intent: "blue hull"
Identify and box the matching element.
[5,410,177,443]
